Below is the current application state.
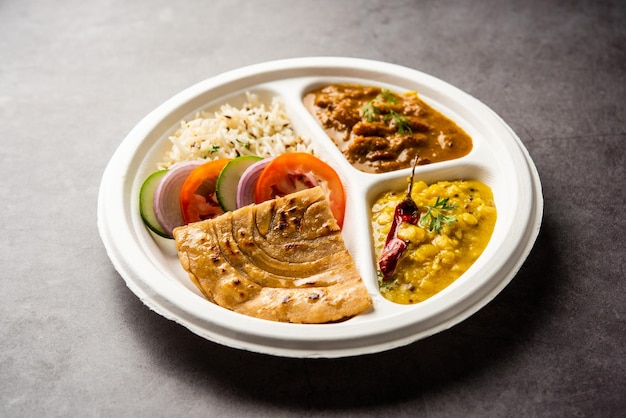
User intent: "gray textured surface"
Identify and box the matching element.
[1,0,624,416]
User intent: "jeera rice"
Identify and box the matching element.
[158,92,314,169]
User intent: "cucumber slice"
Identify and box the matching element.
[139,169,169,238]
[216,155,263,211]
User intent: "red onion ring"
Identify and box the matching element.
[236,158,273,208]
[153,160,203,237]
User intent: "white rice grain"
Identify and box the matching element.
[157,92,313,169]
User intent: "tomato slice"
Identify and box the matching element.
[254,153,346,227]
[180,159,231,224]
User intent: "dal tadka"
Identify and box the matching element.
[372,179,496,304]
[173,187,372,323]
[303,84,472,173]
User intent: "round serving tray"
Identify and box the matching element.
[97,57,543,358]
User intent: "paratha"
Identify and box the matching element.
[173,187,373,323]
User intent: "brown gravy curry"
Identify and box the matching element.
[303,84,473,173]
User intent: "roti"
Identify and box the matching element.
[173,187,373,323]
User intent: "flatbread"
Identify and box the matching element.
[173,187,372,323]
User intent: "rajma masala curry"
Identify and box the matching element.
[304,84,472,173]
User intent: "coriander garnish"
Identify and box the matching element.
[361,100,379,122]
[419,196,457,233]
[361,89,413,134]
[379,88,399,104]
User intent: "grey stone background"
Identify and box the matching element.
[1,0,624,416]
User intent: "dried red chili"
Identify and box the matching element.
[378,158,422,281]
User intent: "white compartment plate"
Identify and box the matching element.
[97,57,543,358]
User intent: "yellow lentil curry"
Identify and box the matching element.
[371,179,496,304]
[303,84,472,173]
